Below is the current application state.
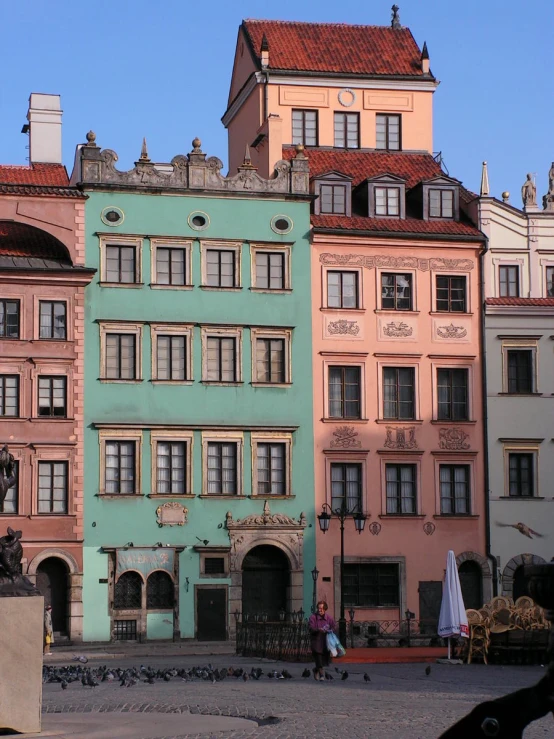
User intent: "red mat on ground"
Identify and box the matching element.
[334,647,447,664]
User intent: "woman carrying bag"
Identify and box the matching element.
[308,600,337,680]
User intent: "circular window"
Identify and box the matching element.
[271,215,293,234]
[188,211,210,231]
[101,206,124,227]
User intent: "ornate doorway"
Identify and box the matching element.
[242,545,290,619]
[36,557,68,634]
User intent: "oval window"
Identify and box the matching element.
[101,206,124,226]
[188,211,210,231]
[271,215,293,234]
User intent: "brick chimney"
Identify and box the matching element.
[26,93,63,164]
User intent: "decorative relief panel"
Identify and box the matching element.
[156,502,188,527]
[432,318,471,343]
[369,522,382,536]
[320,253,474,272]
[384,426,418,449]
[383,321,413,338]
[438,427,470,450]
[330,426,361,449]
[423,522,436,536]
[324,317,363,340]
[436,323,467,340]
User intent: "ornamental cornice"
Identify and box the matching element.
[226,501,306,530]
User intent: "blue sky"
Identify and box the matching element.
[1,0,551,203]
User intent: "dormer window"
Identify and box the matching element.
[429,189,454,218]
[375,187,400,217]
[361,174,406,219]
[421,177,460,221]
[313,171,352,217]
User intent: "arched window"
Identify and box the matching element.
[147,571,174,609]
[114,571,142,609]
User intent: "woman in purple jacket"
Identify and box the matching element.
[308,600,337,680]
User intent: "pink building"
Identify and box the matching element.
[0,94,94,640]
[225,16,491,630]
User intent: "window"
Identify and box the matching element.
[330,462,362,513]
[429,189,454,219]
[499,265,519,297]
[327,271,358,309]
[106,334,137,380]
[507,350,533,394]
[383,367,415,420]
[38,376,67,417]
[546,266,554,297]
[0,461,18,513]
[105,244,138,283]
[440,464,470,515]
[156,441,186,494]
[375,188,400,216]
[155,247,187,286]
[386,464,416,514]
[334,112,359,149]
[0,375,18,416]
[381,273,412,310]
[206,442,237,495]
[146,571,174,609]
[436,276,467,313]
[255,338,285,383]
[0,300,19,338]
[508,453,534,497]
[39,301,66,339]
[113,620,138,639]
[344,563,399,607]
[437,369,469,421]
[38,461,68,513]
[157,335,187,381]
[114,572,142,610]
[292,109,318,146]
[105,441,136,494]
[206,249,236,288]
[329,366,361,419]
[206,336,237,382]
[320,184,347,215]
[256,443,286,495]
[376,114,400,151]
[255,251,285,290]
[204,557,226,575]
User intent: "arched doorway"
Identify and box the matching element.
[242,545,290,620]
[36,558,69,634]
[512,566,528,601]
[459,560,483,609]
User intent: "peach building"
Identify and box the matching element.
[225,16,490,630]
[0,94,94,640]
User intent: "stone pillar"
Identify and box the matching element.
[69,573,83,641]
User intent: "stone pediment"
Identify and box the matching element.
[226,501,306,530]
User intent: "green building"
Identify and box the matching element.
[71,135,314,641]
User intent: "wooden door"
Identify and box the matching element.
[418,580,442,634]
[196,588,227,641]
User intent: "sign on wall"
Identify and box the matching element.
[116,548,175,579]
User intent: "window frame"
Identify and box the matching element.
[327,270,360,309]
[99,429,143,496]
[319,183,348,215]
[501,341,537,395]
[498,264,520,298]
[382,366,416,421]
[328,365,362,420]
[99,236,142,286]
[329,461,363,515]
[150,238,193,289]
[0,374,19,417]
[380,272,413,311]
[38,300,67,340]
[250,242,292,292]
[0,459,18,514]
[366,175,406,219]
[201,326,243,385]
[545,265,554,297]
[151,324,193,384]
[435,274,468,313]
[438,463,472,516]
[422,179,460,221]
[385,462,417,515]
[375,113,401,151]
[99,322,143,383]
[291,109,318,147]
[251,327,291,386]
[428,188,455,219]
[342,561,401,608]
[333,111,360,149]
[313,174,353,217]
[507,451,535,498]
[37,375,67,418]
[436,367,469,422]
[0,298,20,339]
[323,360,366,421]
[251,432,292,498]
[201,432,243,497]
[200,241,242,290]
[150,431,194,497]
[37,460,69,514]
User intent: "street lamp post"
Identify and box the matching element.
[311,566,319,614]
[317,501,366,647]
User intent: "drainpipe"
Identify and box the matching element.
[479,226,498,597]
[263,70,269,125]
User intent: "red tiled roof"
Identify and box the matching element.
[312,214,481,237]
[242,19,429,78]
[0,221,71,261]
[0,184,84,198]
[0,163,69,186]
[486,298,554,306]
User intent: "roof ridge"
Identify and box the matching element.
[243,18,410,31]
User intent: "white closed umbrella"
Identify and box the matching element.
[438,550,469,659]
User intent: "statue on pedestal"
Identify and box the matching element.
[521,173,537,207]
[543,162,554,211]
[0,446,39,596]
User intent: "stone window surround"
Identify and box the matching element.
[33,295,71,341]
[200,326,243,385]
[379,454,423,517]
[376,359,421,422]
[432,454,477,517]
[430,360,474,423]
[250,327,292,386]
[2,443,26,514]
[501,440,541,499]
[323,357,367,422]
[333,555,407,617]
[30,359,73,420]
[376,267,416,312]
[150,237,193,290]
[150,323,194,384]
[0,292,24,339]
[249,242,292,292]
[99,321,144,383]
[499,338,539,394]
[321,265,364,311]
[98,235,143,286]
[98,429,143,496]
[201,430,244,498]
[199,240,242,290]
[431,270,471,314]
[150,430,194,497]
[195,546,231,579]
[0,360,26,418]
[323,450,369,515]
[30,444,75,515]
[250,431,293,499]
[491,257,525,298]
[540,257,554,297]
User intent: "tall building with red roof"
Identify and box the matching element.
[0,94,94,641]
[225,11,490,638]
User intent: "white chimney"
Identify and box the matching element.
[27,93,62,164]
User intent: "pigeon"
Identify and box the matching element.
[282,669,293,679]
[425,665,431,676]
[73,655,88,664]
[324,671,333,680]
[363,672,371,683]
[61,680,68,690]
[496,521,545,539]
[302,668,311,678]
[163,673,171,682]
[242,673,248,681]
[341,671,349,681]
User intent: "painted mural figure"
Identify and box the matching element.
[521,173,537,206]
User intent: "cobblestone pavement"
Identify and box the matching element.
[42,655,554,738]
